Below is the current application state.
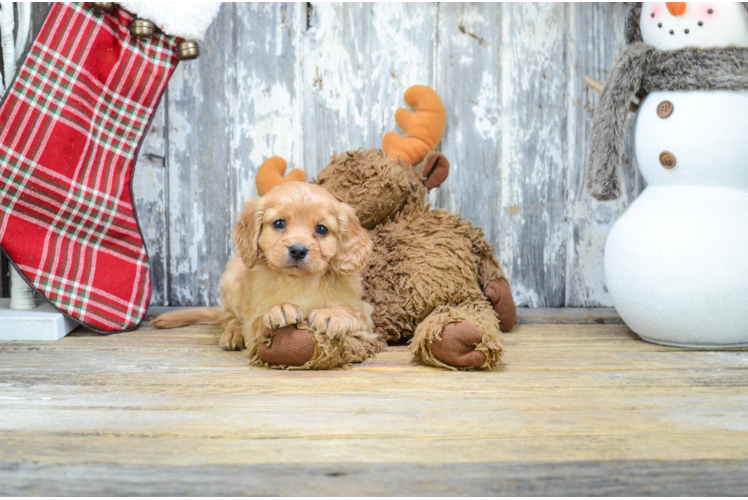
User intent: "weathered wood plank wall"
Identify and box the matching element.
[2,2,642,308]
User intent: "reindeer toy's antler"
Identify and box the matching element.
[256,85,447,195]
[382,85,447,166]
[255,156,306,196]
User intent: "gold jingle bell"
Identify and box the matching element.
[130,19,156,38]
[90,2,114,13]
[177,41,200,61]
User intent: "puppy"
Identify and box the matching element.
[152,182,375,361]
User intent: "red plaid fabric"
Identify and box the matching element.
[0,3,179,332]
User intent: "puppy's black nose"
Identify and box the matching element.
[288,244,309,261]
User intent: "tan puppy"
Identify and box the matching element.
[152,182,377,366]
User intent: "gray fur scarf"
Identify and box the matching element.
[586,2,748,201]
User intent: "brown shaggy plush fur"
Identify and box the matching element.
[315,149,515,371]
[248,325,386,370]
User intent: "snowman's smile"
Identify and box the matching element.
[649,5,710,36]
[640,2,748,51]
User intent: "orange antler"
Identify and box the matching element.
[255,156,306,196]
[382,85,446,166]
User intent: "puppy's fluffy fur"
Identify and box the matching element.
[152,182,375,353]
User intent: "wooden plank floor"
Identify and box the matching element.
[1,309,747,495]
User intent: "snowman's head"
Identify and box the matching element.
[639,2,748,50]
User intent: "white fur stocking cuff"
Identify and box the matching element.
[118,2,222,40]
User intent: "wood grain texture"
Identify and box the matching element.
[514,306,623,325]
[132,105,167,305]
[565,3,643,307]
[301,3,437,178]
[4,460,748,496]
[435,4,502,246]
[498,3,569,307]
[2,321,748,495]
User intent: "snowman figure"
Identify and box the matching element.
[586,2,748,347]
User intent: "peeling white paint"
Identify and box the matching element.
[510,282,542,309]
[474,71,500,140]
[564,3,634,307]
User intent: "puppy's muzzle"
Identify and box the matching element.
[288,244,309,262]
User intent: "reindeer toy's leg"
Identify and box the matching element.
[405,225,512,371]
[469,226,517,332]
[407,225,512,370]
[247,324,384,370]
[411,299,503,370]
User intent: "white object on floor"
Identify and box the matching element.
[0,298,77,341]
[606,4,748,347]
[605,90,748,347]
[9,267,36,310]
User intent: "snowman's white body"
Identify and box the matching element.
[605,90,748,346]
[603,2,748,347]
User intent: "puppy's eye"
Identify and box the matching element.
[315,224,328,236]
[272,219,285,230]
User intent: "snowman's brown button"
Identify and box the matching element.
[657,100,673,118]
[659,151,676,169]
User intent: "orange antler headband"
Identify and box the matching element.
[255,156,306,196]
[256,86,445,195]
[382,85,446,166]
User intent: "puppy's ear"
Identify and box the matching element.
[233,198,264,268]
[331,203,372,277]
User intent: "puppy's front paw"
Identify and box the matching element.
[220,328,245,351]
[308,308,355,339]
[263,303,304,330]
[219,329,244,351]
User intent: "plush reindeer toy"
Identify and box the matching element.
[586,2,748,347]
[257,86,517,370]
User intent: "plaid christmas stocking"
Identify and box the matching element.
[0,3,196,332]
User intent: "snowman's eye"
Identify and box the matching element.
[698,21,704,26]
[684,29,689,34]
[669,29,674,35]
[651,12,655,18]
[708,9,713,14]
[658,23,663,28]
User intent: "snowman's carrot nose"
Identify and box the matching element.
[666,2,687,16]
